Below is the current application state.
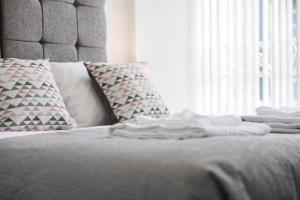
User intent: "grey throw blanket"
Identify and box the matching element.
[0,130,300,200]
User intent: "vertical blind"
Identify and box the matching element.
[190,0,299,114]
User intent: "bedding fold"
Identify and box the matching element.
[270,128,300,134]
[266,122,300,129]
[109,122,271,139]
[243,106,300,134]
[110,110,271,139]
[256,106,300,117]
[241,115,300,124]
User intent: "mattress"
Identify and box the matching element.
[0,127,300,200]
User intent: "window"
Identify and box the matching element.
[189,0,300,114]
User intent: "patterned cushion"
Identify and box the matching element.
[85,63,169,123]
[0,58,72,131]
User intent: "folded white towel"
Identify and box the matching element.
[242,115,300,124]
[109,124,206,139]
[267,122,300,129]
[109,110,270,139]
[271,128,300,134]
[256,106,300,117]
[109,122,270,139]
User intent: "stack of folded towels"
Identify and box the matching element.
[110,109,271,139]
[242,106,300,134]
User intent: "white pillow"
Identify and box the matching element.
[50,62,109,128]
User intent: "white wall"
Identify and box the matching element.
[106,0,190,113]
[135,0,189,113]
[105,0,135,63]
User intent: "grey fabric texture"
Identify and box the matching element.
[1,130,300,200]
[44,44,78,62]
[77,0,104,7]
[77,6,106,47]
[42,1,77,45]
[2,40,43,59]
[0,0,106,62]
[1,0,42,41]
[78,47,107,62]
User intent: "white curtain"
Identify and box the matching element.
[189,0,299,115]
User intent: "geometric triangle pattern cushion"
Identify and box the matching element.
[85,63,169,123]
[0,58,72,131]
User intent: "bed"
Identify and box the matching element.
[1,1,300,200]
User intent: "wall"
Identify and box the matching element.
[135,0,189,113]
[106,0,190,113]
[105,0,135,63]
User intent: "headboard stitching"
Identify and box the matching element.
[0,0,106,62]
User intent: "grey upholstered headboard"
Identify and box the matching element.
[0,0,106,62]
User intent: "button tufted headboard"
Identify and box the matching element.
[0,0,106,62]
